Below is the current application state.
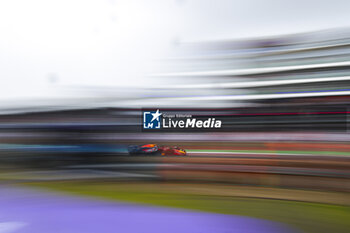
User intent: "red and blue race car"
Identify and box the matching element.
[128,144,187,156]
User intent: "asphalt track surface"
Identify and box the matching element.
[0,186,297,233]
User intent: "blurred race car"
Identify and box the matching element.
[159,146,187,156]
[128,144,159,155]
[128,144,187,156]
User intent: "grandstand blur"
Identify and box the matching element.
[151,28,350,108]
[1,29,350,132]
[0,29,350,194]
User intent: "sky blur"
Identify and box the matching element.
[0,0,350,101]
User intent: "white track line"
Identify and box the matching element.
[189,151,301,155]
[188,151,347,157]
[0,222,27,233]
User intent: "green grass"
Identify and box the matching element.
[26,181,350,233]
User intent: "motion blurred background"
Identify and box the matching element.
[0,1,350,233]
